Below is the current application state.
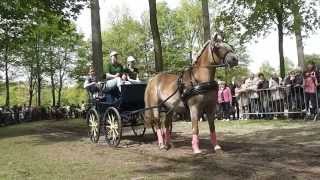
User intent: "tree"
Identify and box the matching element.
[201,0,210,42]
[259,61,276,79]
[148,0,163,72]
[90,0,103,80]
[217,0,320,78]
[289,0,320,69]
[101,16,147,68]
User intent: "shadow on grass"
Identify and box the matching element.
[0,119,88,145]
[130,125,320,179]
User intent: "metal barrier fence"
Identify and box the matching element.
[236,86,319,120]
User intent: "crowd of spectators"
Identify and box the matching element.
[0,103,87,127]
[216,62,319,121]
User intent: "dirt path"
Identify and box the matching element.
[0,119,320,179]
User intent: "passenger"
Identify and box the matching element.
[304,62,318,118]
[124,56,142,83]
[104,51,126,92]
[84,66,99,97]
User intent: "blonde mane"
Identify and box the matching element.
[192,40,211,65]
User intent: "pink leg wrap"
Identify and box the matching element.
[210,132,217,146]
[192,134,201,153]
[156,129,164,146]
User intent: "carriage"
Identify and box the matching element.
[86,83,148,147]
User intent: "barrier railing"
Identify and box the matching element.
[236,85,319,120]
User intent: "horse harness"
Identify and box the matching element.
[177,68,218,108]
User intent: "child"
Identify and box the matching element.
[218,81,232,121]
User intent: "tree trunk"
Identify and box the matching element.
[295,31,304,70]
[201,0,211,42]
[4,45,10,107]
[292,1,304,70]
[148,0,163,72]
[28,75,34,107]
[57,70,63,107]
[37,72,41,106]
[90,0,103,81]
[276,4,285,79]
[50,72,56,106]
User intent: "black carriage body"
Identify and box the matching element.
[91,83,147,126]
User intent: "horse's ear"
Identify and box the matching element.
[211,32,223,42]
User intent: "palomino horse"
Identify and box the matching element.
[144,33,238,153]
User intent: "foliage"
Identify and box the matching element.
[259,61,276,79]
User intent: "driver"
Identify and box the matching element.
[104,51,127,92]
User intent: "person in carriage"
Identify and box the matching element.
[84,66,100,98]
[123,56,142,83]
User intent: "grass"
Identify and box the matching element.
[0,119,320,180]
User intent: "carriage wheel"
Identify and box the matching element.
[86,108,100,143]
[104,107,122,147]
[131,112,146,137]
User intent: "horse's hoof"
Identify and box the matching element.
[214,145,222,151]
[159,144,166,150]
[193,149,202,154]
[214,145,223,153]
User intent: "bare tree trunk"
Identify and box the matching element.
[148,0,163,72]
[28,73,34,107]
[4,45,10,107]
[292,1,304,70]
[201,0,211,42]
[277,10,285,79]
[295,31,304,69]
[50,72,56,106]
[36,70,42,106]
[57,70,63,107]
[90,0,103,80]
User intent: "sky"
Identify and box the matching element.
[75,0,320,73]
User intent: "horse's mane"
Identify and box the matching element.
[192,40,211,65]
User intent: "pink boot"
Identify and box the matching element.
[210,132,221,151]
[156,129,165,149]
[192,134,202,154]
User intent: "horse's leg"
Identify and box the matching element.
[190,106,201,154]
[153,108,166,150]
[207,112,222,151]
[164,111,173,149]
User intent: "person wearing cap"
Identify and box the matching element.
[106,51,124,79]
[124,56,141,83]
[103,51,126,92]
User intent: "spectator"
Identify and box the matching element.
[269,73,284,118]
[218,81,232,121]
[245,73,259,118]
[236,77,249,120]
[304,62,318,118]
[230,77,239,120]
[257,73,270,119]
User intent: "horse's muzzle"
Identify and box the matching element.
[225,53,238,67]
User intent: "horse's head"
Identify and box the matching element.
[209,32,238,67]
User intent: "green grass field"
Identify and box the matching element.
[0,119,320,180]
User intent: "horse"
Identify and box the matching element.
[144,32,239,154]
